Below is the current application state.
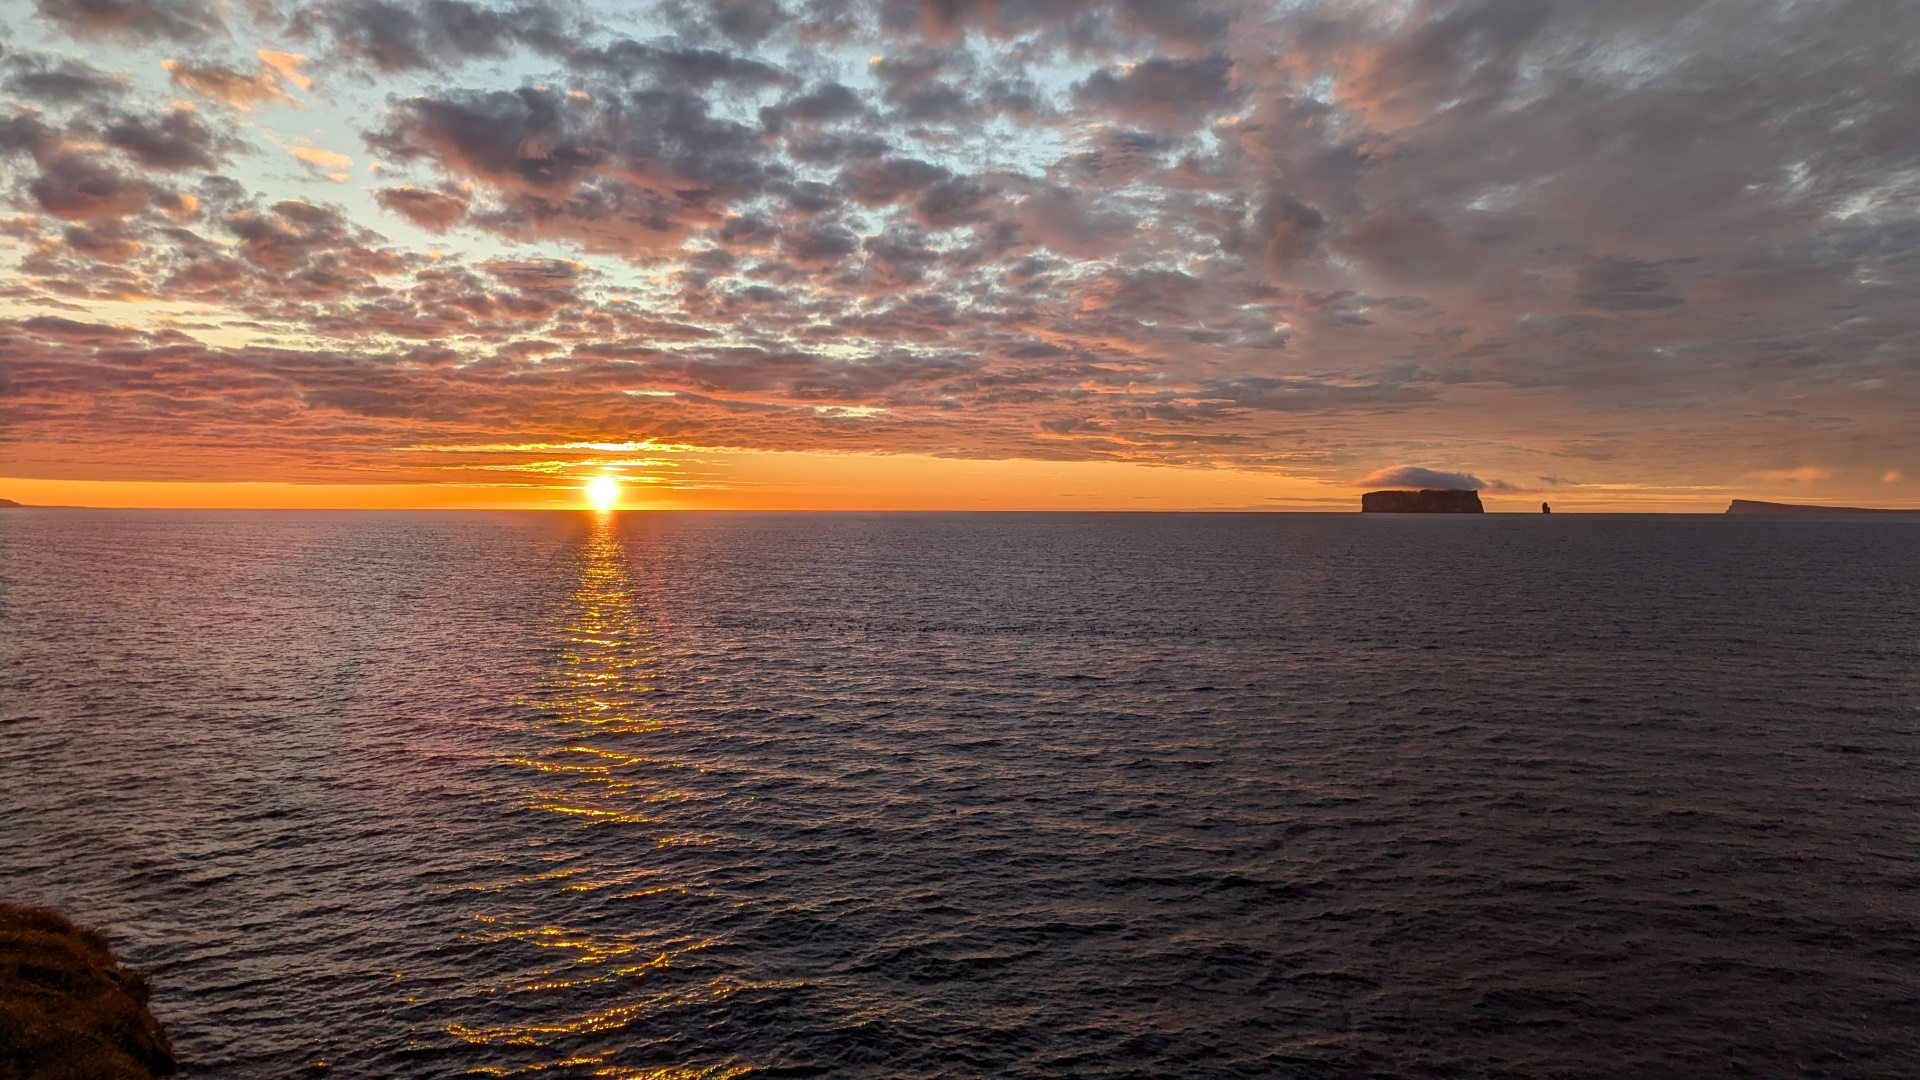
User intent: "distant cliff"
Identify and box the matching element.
[0,499,23,508]
[1361,489,1484,513]
[0,904,176,1077]
[1728,500,1920,515]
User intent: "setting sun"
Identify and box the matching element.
[585,475,621,511]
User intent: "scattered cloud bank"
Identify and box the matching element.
[0,0,1915,496]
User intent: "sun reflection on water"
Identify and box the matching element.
[522,519,678,819]
[451,514,749,1075]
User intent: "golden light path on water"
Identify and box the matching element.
[450,510,752,1079]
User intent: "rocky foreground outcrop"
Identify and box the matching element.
[1361,488,1485,513]
[0,904,175,1079]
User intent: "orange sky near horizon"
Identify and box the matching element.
[0,450,1814,513]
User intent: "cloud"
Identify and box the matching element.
[760,83,865,130]
[162,59,299,111]
[32,0,222,41]
[567,40,795,90]
[375,185,471,231]
[25,153,154,220]
[366,84,769,254]
[1242,188,1327,266]
[868,0,1230,48]
[1576,256,1683,312]
[301,0,571,73]
[1352,465,1518,492]
[291,145,353,181]
[256,51,313,92]
[1072,54,1237,132]
[0,53,127,103]
[1748,467,1832,483]
[104,107,235,171]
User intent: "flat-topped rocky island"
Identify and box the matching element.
[1361,489,1485,513]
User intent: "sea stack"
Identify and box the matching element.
[1361,489,1484,513]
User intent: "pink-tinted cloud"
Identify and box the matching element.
[162,59,298,110]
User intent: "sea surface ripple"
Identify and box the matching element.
[2,511,1917,1078]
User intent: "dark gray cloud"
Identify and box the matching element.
[702,0,787,44]
[298,0,571,72]
[26,153,155,220]
[1,53,126,103]
[1577,256,1683,311]
[0,112,60,157]
[863,52,1044,128]
[103,107,235,171]
[1072,54,1235,131]
[567,40,794,89]
[32,0,223,41]
[1243,189,1326,266]
[761,82,865,130]
[863,0,1230,49]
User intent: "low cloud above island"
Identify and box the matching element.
[0,0,1916,506]
[1352,466,1521,494]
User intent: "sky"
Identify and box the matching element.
[1,0,1916,510]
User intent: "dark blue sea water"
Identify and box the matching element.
[3,511,1918,1078]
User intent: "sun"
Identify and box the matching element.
[585,474,621,511]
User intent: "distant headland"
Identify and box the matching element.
[0,498,24,508]
[1728,499,1920,515]
[1361,489,1484,513]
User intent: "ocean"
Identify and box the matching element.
[2,510,1916,1077]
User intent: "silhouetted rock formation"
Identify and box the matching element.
[1728,499,1920,515]
[0,499,23,508]
[0,904,176,1077]
[1361,489,1484,513]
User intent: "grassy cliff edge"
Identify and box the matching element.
[0,904,176,1079]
